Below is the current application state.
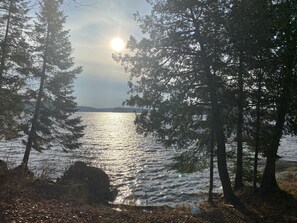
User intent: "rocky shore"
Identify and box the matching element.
[0,160,296,223]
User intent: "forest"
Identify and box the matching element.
[0,0,297,222]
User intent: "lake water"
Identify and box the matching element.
[0,112,296,206]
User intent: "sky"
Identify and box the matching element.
[59,0,151,108]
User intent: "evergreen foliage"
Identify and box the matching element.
[22,0,84,166]
[115,0,238,202]
[115,0,297,199]
[259,0,297,194]
[0,0,31,140]
[0,0,296,202]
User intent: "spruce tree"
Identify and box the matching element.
[0,0,31,140]
[22,0,84,166]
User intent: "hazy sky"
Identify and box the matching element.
[61,0,151,108]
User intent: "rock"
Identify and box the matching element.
[59,161,117,203]
[0,160,8,186]
[0,160,8,176]
[33,178,66,199]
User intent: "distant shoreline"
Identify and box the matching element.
[77,106,144,113]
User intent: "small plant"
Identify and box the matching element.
[36,159,57,180]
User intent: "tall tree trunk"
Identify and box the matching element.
[202,48,236,203]
[0,0,13,78]
[260,57,292,194]
[208,123,215,203]
[253,67,262,193]
[209,85,236,203]
[260,3,296,192]
[22,26,50,167]
[234,50,244,190]
[260,94,287,194]
[191,12,237,204]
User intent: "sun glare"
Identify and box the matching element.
[111,37,125,52]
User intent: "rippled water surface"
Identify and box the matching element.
[74,112,221,206]
[0,112,296,206]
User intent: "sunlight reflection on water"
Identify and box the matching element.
[77,112,218,206]
[0,112,296,206]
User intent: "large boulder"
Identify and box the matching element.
[59,161,117,203]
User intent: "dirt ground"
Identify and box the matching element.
[0,160,296,223]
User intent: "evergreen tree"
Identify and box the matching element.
[227,0,249,191]
[0,0,31,140]
[259,0,297,194]
[241,0,273,192]
[232,0,297,194]
[227,0,272,190]
[208,119,215,203]
[22,0,84,166]
[115,0,237,203]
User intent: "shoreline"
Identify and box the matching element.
[1,160,297,222]
[276,159,297,182]
[258,159,297,181]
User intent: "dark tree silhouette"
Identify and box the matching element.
[0,0,31,140]
[115,0,237,203]
[260,0,297,194]
[22,0,84,166]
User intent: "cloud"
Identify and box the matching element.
[61,0,151,107]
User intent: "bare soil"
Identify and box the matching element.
[0,160,296,223]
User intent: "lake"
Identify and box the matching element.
[0,112,296,206]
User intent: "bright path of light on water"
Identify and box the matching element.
[78,112,216,206]
[3,113,297,206]
[111,37,125,52]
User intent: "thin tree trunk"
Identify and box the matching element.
[253,67,262,193]
[210,93,236,203]
[22,25,50,167]
[234,50,244,190]
[191,16,236,204]
[208,123,214,203]
[203,51,236,203]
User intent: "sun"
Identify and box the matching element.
[111,37,125,52]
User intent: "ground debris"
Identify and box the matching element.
[0,160,297,223]
[1,190,296,223]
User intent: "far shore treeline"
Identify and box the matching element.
[77,106,144,113]
[1,0,297,206]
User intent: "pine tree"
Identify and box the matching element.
[22,0,84,166]
[0,0,31,140]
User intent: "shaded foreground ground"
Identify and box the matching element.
[0,160,297,223]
